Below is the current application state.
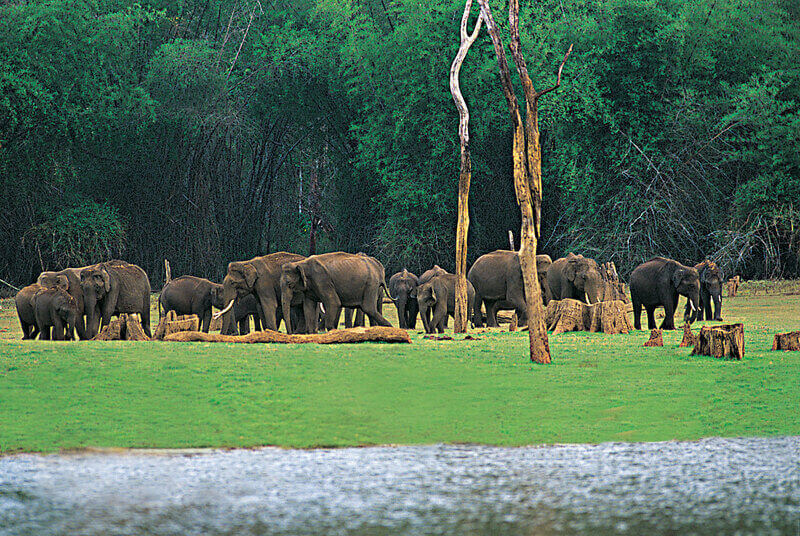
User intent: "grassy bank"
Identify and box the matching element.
[1,293,799,452]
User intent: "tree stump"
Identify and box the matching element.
[727,276,740,297]
[545,299,632,335]
[771,331,800,351]
[209,316,223,332]
[94,314,150,341]
[644,329,663,347]
[679,324,698,348]
[692,323,744,360]
[153,311,200,340]
[509,313,518,332]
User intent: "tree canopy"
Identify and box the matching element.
[1,0,798,289]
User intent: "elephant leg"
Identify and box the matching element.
[661,299,677,330]
[408,300,418,330]
[486,300,500,328]
[258,295,279,332]
[632,298,642,330]
[324,301,344,332]
[357,308,367,327]
[253,312,262,331]
[239,317,250,335]
[361,296,391,327]
[420,306,431,333]
[303,299,321,334]
[141,302,151,337]
[396,302,407,329]
[432,303,447,334]
[471,292,483,327]
[343,308,354,329]
[75,312,87,340]
[201,309,211,333]
[645,305,656,330]
[53,319,65,341]
[40,326,51,340]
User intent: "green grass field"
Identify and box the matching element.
[1,289,799,453]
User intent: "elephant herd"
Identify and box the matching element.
[13,248,726,341]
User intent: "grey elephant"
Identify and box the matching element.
[37,266,90,339]
[341,253,386,329]
[630,257,700,330]
[469,250,552,327]
[418,265,450,328]
[33,287,79,340]
[280,252,392,334]
[416,273,475,334]
[80,260,152,338]
[684,260,723,322]
[546,253,604,304]
[230,293,264,335]
[217,251,305,334]
[388,269,419,329]
[159,275,227,333]
[14,283,43,339]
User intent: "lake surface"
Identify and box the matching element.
[1,437,798,535]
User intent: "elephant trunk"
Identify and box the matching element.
[584,273,603,304]
[713,292,723,321]
[83,292,99,339]
[686,289,700,324]
[281,287,295,334]
[219,282,238,336]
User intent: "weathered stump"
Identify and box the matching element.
[771,331,800,351]
[545,299,632,335]
[164,326,411,344]
[644,329,663,347]
[94,313,150,341]
[509,313,518,332]
[692,323,744,360]
[679,324,698,348]
[153,311,200,341]
[727,276,740,297]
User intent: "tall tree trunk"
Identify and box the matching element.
[477,0,572,363]
[450,0,482,334]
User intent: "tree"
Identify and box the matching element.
[477,0,572,363]
[450,0,482,333]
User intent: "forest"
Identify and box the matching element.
[1,0,798,290]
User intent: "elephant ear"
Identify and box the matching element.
[431,282,439,304]
[55,274,70,291]
[671,266,685,288]
[241,263,258,288]
[100,268,111,293]
[297,263,310,290]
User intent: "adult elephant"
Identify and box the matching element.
[469,251,554,328]
[416,273,475,334]
[342,253,387,329]
[546,253,604,304]
[37,266,90,339]
[630,257,700,330]
[388,269,419,329]
[685,260,723,321]
[280,252,392,334]
[216,251,305,334]
[80,260,152,338]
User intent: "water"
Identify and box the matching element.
[1,437,798,535]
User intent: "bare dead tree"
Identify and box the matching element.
[450,0,482,334]
[477,0,572,363]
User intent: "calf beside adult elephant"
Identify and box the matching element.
[280,252,392,334]
[80,260,152,338]
[630,257,700,330]
[14,284,43,340]
[33,287,79,341]
[37,266,90,339]
[417,273,475,334]
[217,251,306,334]
[546,253,604,304]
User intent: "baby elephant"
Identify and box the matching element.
[34,287,79,340]
[416,273,475,334]
[15,283,43,339]
[160,275,226,333]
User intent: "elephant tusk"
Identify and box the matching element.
[319,303,326,314]
[213,299,235,319]
[690,301,697,312]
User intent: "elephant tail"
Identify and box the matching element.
[381,281,398,301]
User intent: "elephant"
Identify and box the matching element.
[217,251,305,335]
[684,260,723,322]
[416,273,475,334]
[159,275,227,333]
[280,252,392,334]
[630,257,700,330]
[341,253,386,329]
[468,250,552,328]
[546,253,604,304]
[14,284,43,339]
[33,287,79,340]
[418,265,450,328]
[80,260,152,338]
[37,266,90,339]
[388,269,419,329]
[230,293,264,335]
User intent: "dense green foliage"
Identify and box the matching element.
[1,0,798,288]
[1,292,799,451]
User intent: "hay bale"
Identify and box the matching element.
[644,329,663,347]
[209,316,223,332]
[164,326,411,344]
[692,323,744,360]
[771,331,800,351]
[94,317,124,341]
[154,311,200,340]
[545,298,632,335]
[679,324,698,348]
